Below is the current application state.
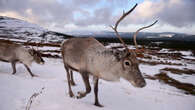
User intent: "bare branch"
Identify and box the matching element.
[26,87,45,110]
[111,3,138,50]
[133,20,158,49]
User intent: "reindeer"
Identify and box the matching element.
[61,3,157,107]
[0,41,44,77]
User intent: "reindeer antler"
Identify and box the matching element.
[133,20,158,49]
[111,4,138,50]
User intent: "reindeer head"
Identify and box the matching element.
[112,49,145,87]
[110,3,158,88]
[29,48,45,65]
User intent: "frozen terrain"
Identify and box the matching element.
[0,16,195,110]
[0,48,195,110]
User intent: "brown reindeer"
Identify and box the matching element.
[61,3,157,107]
[0,41,44,77]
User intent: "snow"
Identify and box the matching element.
[0,58,195,110]
[0,16,46,34]
[159,34,175,38]
[167,72,195,85]
[181,51,195,60]
[0,16,67,43]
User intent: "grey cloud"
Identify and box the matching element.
[74,7,114,26]
[0,0,134,28]
[116,0,195,28]
[0,0,194,30]
[72,0,98,6]
[0,0,29,12]
[158,0,195,27]
[72,0,131,26]
[0,0,76,26]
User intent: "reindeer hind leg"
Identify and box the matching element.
[77,72,91,99]
[65,66,74,97]
[70,70,76,86]
[11,61,16,75]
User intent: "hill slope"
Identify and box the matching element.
[0,56,194,110]
[0,16,73,43]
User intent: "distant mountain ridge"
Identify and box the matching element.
[0,16,194,49]
[67,30,195,49]
[68,30,194,42]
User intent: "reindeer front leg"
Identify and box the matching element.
[93,76,103,107]
[23,64,36,77]
[11,61,16,75]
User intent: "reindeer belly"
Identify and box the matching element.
[64,56,84,72]
[0,54,14,62]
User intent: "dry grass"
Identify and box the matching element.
[41,53,61,58]
[153,52,182,60]
[139,59,183,66]
[144,72,195,95]
[161,67,195,75]
[0,39,61,47]
[41,50,61,53]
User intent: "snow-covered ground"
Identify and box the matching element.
[0,57,194,110]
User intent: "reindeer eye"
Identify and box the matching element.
[124,60,131,66]
[125,62,130,65]
[127,53,131,56]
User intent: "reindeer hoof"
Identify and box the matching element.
[70,81,76,86]
[32,74,39,77]
[76,91,86,99]
[12,72,16,75]
[94,103,103,107]
[69,91,74,98]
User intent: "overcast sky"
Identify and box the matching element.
[0,0,195,34]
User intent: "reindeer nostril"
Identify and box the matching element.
[140,80,146,88]
[135,79,146,88]
[41,59,45,63]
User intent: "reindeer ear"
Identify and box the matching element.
[112,49,120,61]
[112,49,125,61]
[119,49,131,58]
[28,49,35,56]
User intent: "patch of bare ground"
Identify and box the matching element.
[41,50,61,53]
[144,48,195,62]
[192,50,195,56]
[153,52,182,60]
[161,67,195,75]
[182,57,195,63]
[0,39,61,47]
[144,72,195,96]
[139,59,183,66]
[142,49,183,60]
[41,53,61,58]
